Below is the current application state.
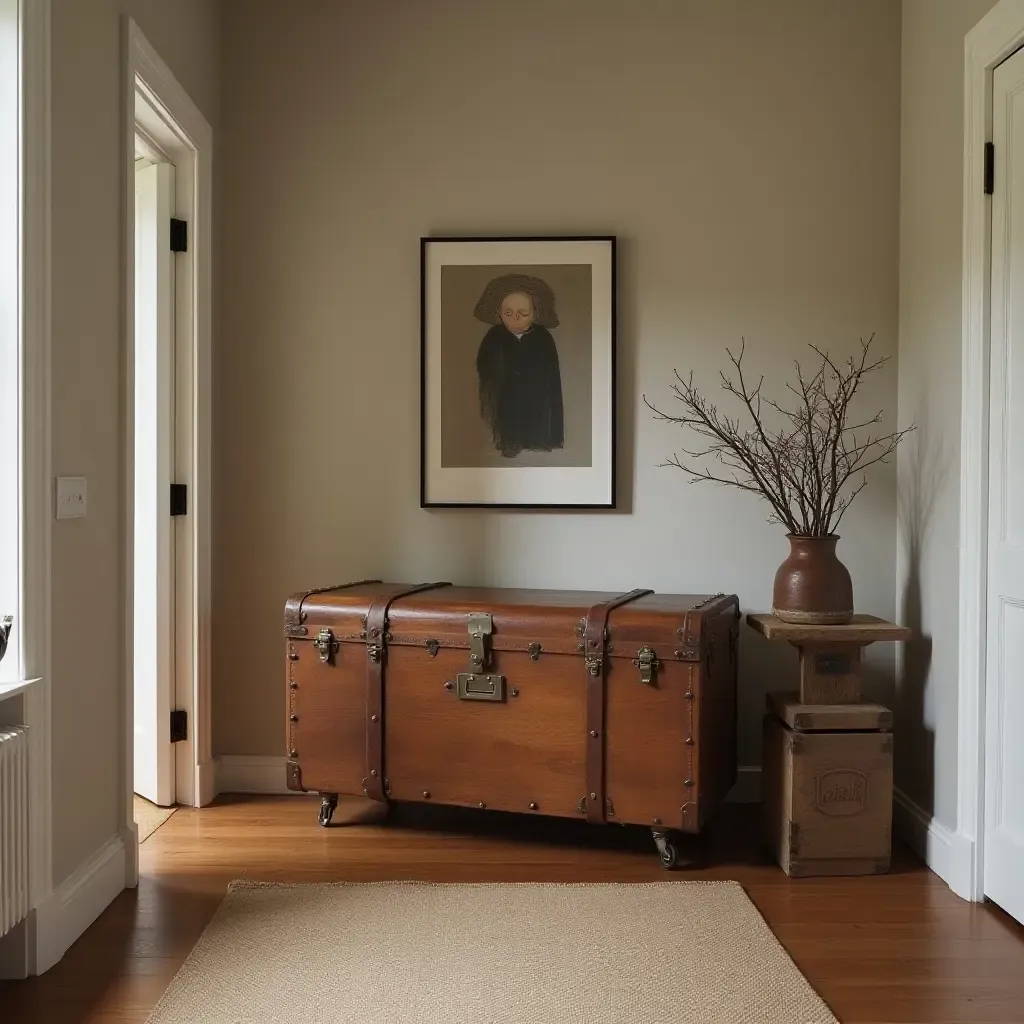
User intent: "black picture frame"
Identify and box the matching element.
[420,235,617,509]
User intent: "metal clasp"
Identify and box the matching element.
[313,628,338,665]
[634,646,659,685]
[468,612,493,671]
[456,672,505,702]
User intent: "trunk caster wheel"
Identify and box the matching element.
[318,793,338,827]
[652,827,679,869]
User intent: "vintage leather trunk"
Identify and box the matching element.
[283,581,740,866]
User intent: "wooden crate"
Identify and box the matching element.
[762,691,893,877]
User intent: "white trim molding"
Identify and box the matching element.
[893,789,976,901]
[122,17,214,893]
[217,755,303,796]
[958,0,1024,905]
[31,836,126,977]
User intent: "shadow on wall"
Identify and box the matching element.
[896,414,949,819]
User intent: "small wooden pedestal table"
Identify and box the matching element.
[745,614,911,704]
[748,613,911,877]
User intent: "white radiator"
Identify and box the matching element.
[0,727,29,938]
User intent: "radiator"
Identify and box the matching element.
[0,727,29,938]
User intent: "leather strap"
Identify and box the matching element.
[284,578,382,634]
[583,588,654,824]
[364,581,452,801]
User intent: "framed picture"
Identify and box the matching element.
[420,235,616,508]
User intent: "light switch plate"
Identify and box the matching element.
[55,476,87,519]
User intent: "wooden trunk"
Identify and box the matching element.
[762,691,894,877]
[283,581,740,866]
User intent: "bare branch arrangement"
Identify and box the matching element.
[643,334,914,537]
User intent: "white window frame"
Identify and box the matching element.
[0,0,52,981]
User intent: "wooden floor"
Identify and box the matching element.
[2,794,1024,1023]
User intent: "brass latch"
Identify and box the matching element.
[457,612,505,701]
[467,612,493,670]
[633,646,659,685]
[313,627,338,665]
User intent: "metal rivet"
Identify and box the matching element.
[371,714,379,723]
[288,652,299,661]
[685,737,694,746]
[529,802,538,810]
[289,749,297,757]
[385,632,393,642]
[653,817,661,826]
[684,779,694,787]
[685,691,694,700]
[478,802,486,809]
[422,790,430,799]
[674,650,686,658]
[371,769,378,777]
[444,680,454,690]
[289,681,298,690]
[290,714,298,722]
[590,792,597,800]
[577,643,585,652]
[370,627,380,637]
[511,688,519,697]
[606,644,614,653]
[590,730,598,738]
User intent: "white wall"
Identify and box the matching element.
[216,0,902,767]
[50,0,219,888]
[896,0,998,834]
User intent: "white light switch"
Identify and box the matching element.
[55,476,87,519]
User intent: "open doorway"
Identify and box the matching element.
[132,133,178,829]
[123,18,214,887]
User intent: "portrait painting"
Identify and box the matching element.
[421,237,616,508]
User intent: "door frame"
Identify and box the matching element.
[958,0,1024,904]
[122,17,213,886]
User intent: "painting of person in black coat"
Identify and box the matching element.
[473,273,565,459]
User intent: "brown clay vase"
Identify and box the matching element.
[772,534,853,625]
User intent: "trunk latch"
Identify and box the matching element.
[634,645,659,685]
[313,627,338,665]
[457,612,505,701]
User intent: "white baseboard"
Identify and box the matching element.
[727,765,761,803]
[892,787,976,901]
[31,834,126,975]
[216,755,299,795]
[197,758,218,806]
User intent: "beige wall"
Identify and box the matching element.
[50,0,219,887]
[216,0,902,766]
[896,0,998,833]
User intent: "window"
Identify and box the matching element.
[0,0,19,684]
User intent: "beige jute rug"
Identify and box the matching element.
[134,795,176,844]
[145,880,837,1024]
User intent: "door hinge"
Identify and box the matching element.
[984,142,994,195]
[170,483,187,516]
[170,217,188,253]
[170,709,187,743]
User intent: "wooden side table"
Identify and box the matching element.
[746,614,911,704]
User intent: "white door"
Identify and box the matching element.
[984,46,1024,926]
[133,160,176,807]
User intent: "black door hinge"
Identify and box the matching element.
[985,142,994,195]
[170,483,187,516]
[170,218,188,253]
[170,709,187,743]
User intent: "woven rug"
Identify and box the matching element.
[145,880,836,1024]
[134,795,176,843]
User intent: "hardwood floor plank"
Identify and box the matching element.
[1,796,1023,1024]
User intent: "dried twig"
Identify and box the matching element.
[643,334,914,536]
